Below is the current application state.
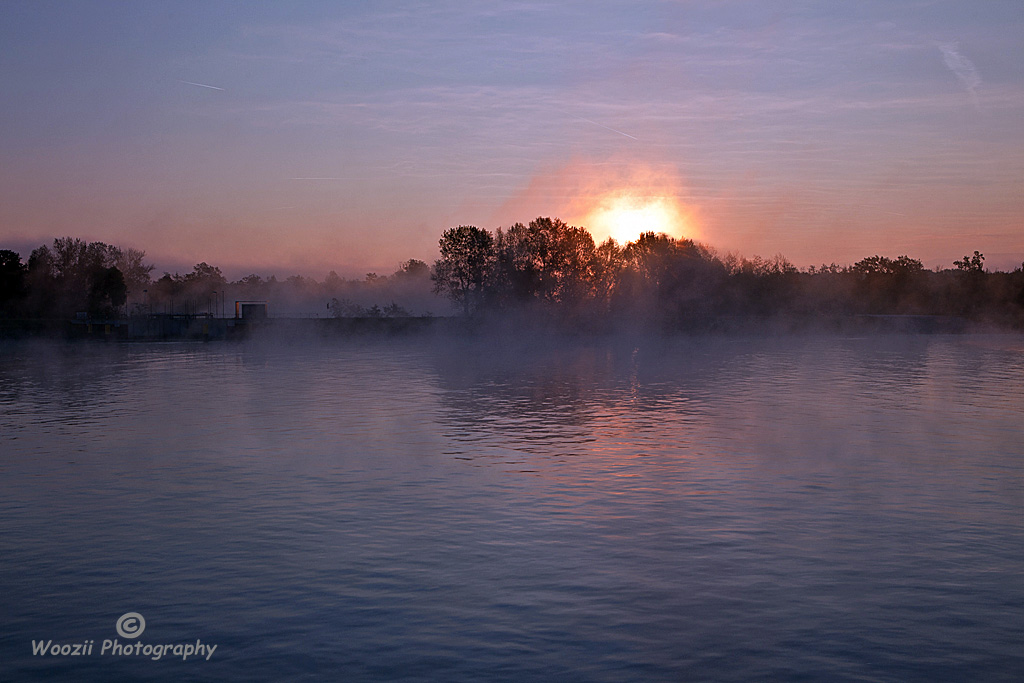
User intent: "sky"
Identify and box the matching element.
[1,0,1022,277]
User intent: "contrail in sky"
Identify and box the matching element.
[178,80,225,91]
[576,116,638,140]
[557,110,637,140]
[937,42,980,108]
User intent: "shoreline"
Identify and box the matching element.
[2,313,1019,342]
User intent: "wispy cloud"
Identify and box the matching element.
[937,42,980,108]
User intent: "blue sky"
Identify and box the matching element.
[1,0,1022,275]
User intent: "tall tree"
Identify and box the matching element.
[432,225,495,316]
[493,217,598,306]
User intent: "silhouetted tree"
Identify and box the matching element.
[185,262,227,291]
[954,251,985,273]
[849,255,926,313]
[20,237,131,317]
[615,232,724,323]
[952,251,988,315]
[235,273,266,299]
[382,302,410,317]
[591,238,624,308]
[25,246,57,316]
[493,222,541,304]
[432,225,496,316]
[146,263,227,314]
[492,217,599,308]
[533,217,599,307]
[795,262,853,317]
[395,259,430,279]
[0,250,27,316]
[328,297,366,318]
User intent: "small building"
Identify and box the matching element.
[235,300,269,320]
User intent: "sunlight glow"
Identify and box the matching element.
[584,193,688,244]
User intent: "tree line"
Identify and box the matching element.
[429,218,1024,328]
[0,237,433,320]
[2,224,1023,327]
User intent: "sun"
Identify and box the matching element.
[584,193,687,245]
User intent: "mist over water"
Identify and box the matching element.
[2,333,1023,681]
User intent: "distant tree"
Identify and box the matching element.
[185,262,227,289]
[154,272,182,293]
[432,225,496,316]
[954,251,985,273]
[807,263,843,275]
[951,251,988,315]
[179,263,227,312]
[851,255,924,277]
[323,271,343,294]
[21,237,130,317]
[395,259,430,279]
[328,297,366,318]
[235,273,264,294]
[148,273,183,313]
[849,254,927,313]
[112,247,154,293]
[382,302,410,317]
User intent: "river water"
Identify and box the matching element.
[1,333,1022,681]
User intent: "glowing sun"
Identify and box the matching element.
[584,194,688,245]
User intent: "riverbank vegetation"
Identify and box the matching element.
[2,219,1023,330]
